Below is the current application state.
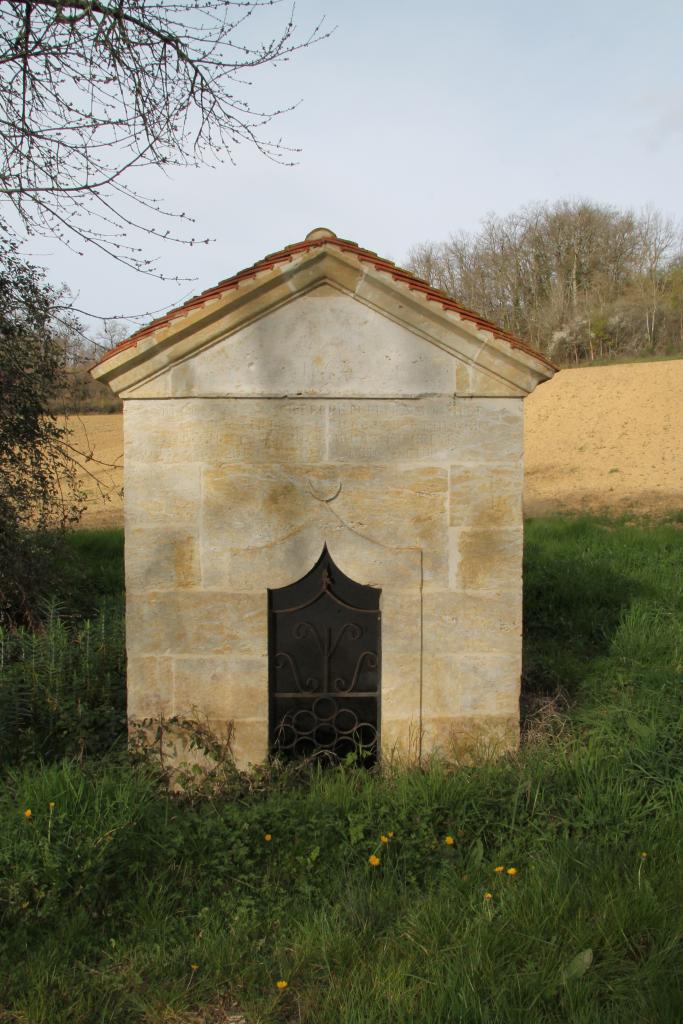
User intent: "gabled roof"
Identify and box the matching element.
[94,228,555,372]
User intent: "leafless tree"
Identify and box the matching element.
[0,0,327,274]
[635,209,678,348]
[409,200,683,364]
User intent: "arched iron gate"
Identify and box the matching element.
[268,546,381,762]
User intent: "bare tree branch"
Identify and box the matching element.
[0,0,329,273]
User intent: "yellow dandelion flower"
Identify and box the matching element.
[387,831,394,838]
[380,835,389,844]
[24,809,32,819]
[444,835,455,846]
[264,833,272,842]
[494,865,505,873]
[506,867,518,876]
[368,854,380,867]
[640,851,648,860]
[49,802,55,811]
[190,964,199,971]
[484,892,493,901]
[276,979,288,990]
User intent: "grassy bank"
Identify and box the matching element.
[1,518,682,1023]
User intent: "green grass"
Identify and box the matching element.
[52,527,125,614]
[1,517,682,1023]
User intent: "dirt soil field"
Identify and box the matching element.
[67,360,682,528]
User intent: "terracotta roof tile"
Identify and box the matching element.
[94,234,556,370]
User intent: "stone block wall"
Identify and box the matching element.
[124,392,524,765]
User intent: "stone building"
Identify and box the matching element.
[92,228,556,766]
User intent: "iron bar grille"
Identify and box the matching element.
[268,545,381,763]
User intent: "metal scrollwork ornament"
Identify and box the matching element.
[268,546,381,763]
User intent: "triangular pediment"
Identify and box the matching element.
[92,238,555,398]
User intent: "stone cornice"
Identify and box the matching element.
[92,245,555,398]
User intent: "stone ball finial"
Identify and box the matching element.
[305,227,337,241]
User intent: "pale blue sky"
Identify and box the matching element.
[21,0,683,332]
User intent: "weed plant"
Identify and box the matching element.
[0,517,681,1024]
[0,598,125,764]
[0,529,125,765]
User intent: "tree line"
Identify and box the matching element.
[408,201,683,364]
